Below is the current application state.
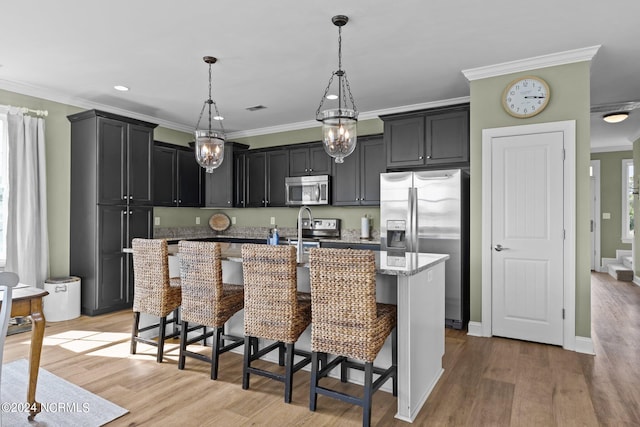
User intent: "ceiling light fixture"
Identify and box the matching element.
[602,112,629,123]
[113,85,129,92]
[194,56,225,173]
[315,15,358,163]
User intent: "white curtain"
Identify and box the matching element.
[5,109,49,287]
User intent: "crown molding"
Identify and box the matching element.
[0,78,193,132]
[462,45,601,81]
[226,96,471,139]
[590,143,632,153]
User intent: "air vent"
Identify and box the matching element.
[245,105,267,112]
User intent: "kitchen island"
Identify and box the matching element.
[166,242,448,422]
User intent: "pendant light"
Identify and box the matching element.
[315,15,358,164]
[194,56,225,173]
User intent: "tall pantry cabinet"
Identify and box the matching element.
[68,110,157,315]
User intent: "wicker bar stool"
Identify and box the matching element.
[308,248,397,427]
[131,238,182,363]
[241,244,312,403]
[177,241,245,380]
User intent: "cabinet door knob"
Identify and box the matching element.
[418,156,424,160]
[129,195,133,199]
[129,210,133,214]
[309,168,313,172]
[227,201,231,204]
[427,155,431,159]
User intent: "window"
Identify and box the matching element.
[0,112,7,266]
[622,158,634,244]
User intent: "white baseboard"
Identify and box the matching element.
[601,257,616,271]
[466,322,594,355]
[574,336,595,355]
[467,321,483,337]
[634,275,640,287]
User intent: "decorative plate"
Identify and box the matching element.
[209,213,231,231]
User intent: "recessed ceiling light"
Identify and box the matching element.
[603,112,629,123]
[326,94,338,100]
[114,85,129,92]
[213,115,224,121]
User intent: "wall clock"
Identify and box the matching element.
[502,76,550,118]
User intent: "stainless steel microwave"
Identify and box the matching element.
[285,175,330,206]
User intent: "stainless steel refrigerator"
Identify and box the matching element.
[380,169,469,329]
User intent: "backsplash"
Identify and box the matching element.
[154,225,379,243]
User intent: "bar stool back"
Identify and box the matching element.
[241,244,312,403]
[177,241,244,380]
[308,247,397,427]
[131,238,181,363]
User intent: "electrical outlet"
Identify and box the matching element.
[231,216,236,225]
[603,212,611,219]
[196,216,200,225]
[270,217,276,225]
[154,217,160,226]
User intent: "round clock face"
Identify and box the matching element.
[502,76,550,118]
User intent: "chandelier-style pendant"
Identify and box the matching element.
[315,15,358,164]
[194,56,225,173]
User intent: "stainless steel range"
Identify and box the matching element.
[289,218,341,255]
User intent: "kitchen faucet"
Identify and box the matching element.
[297,206,313,262]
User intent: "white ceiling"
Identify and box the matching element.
[1,0,639,151]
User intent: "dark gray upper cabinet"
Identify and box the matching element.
[153,142,204,207]
[245,148,290,207]
[332,134,385,206]
[67,109,156,316]
[204,142,249,207]
[382,105,469,170]
[289,142,332,176]
[96,117,154,206]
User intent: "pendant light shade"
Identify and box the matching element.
[315,15,358,164]
[194,56,226,173]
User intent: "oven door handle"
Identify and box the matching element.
[315,184,320,202]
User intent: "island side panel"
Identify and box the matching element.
[395,261,445,423]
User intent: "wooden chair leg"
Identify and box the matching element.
[157,316,167,363]
[242,336,252,390]
[211,327,223,380]
[278,342,285,366]
[340,357,348,382]
[130,312,140,354]
[172,308,180,336]
[284,343,295,403]
[363,362,374,427]
[178,320,189,370]
[309,352,319,411]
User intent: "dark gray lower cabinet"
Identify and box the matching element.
[95,205,152,315]
[332,135,385,206]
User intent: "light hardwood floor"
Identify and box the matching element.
[4,272,639,426]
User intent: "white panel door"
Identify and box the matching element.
[491,131,564,345]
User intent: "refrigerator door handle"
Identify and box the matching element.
[408,187,418,253]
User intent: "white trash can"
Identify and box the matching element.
[43,276,81,322]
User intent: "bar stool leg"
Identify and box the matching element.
[157,316,167,363]
[284,343,295,403]
[392,327,398,397]
[211,327,223,380]
[242,336,252,390]
[131,312,140,354]
[309,351,319,411]
[178,320,189,370]
[363,362,374,427]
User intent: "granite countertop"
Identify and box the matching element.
[155,226,380,245]
[165,242,447,277]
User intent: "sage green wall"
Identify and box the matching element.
[469,62,592,337]
[590,151,633,260]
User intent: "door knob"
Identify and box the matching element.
[494,244,508,252]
